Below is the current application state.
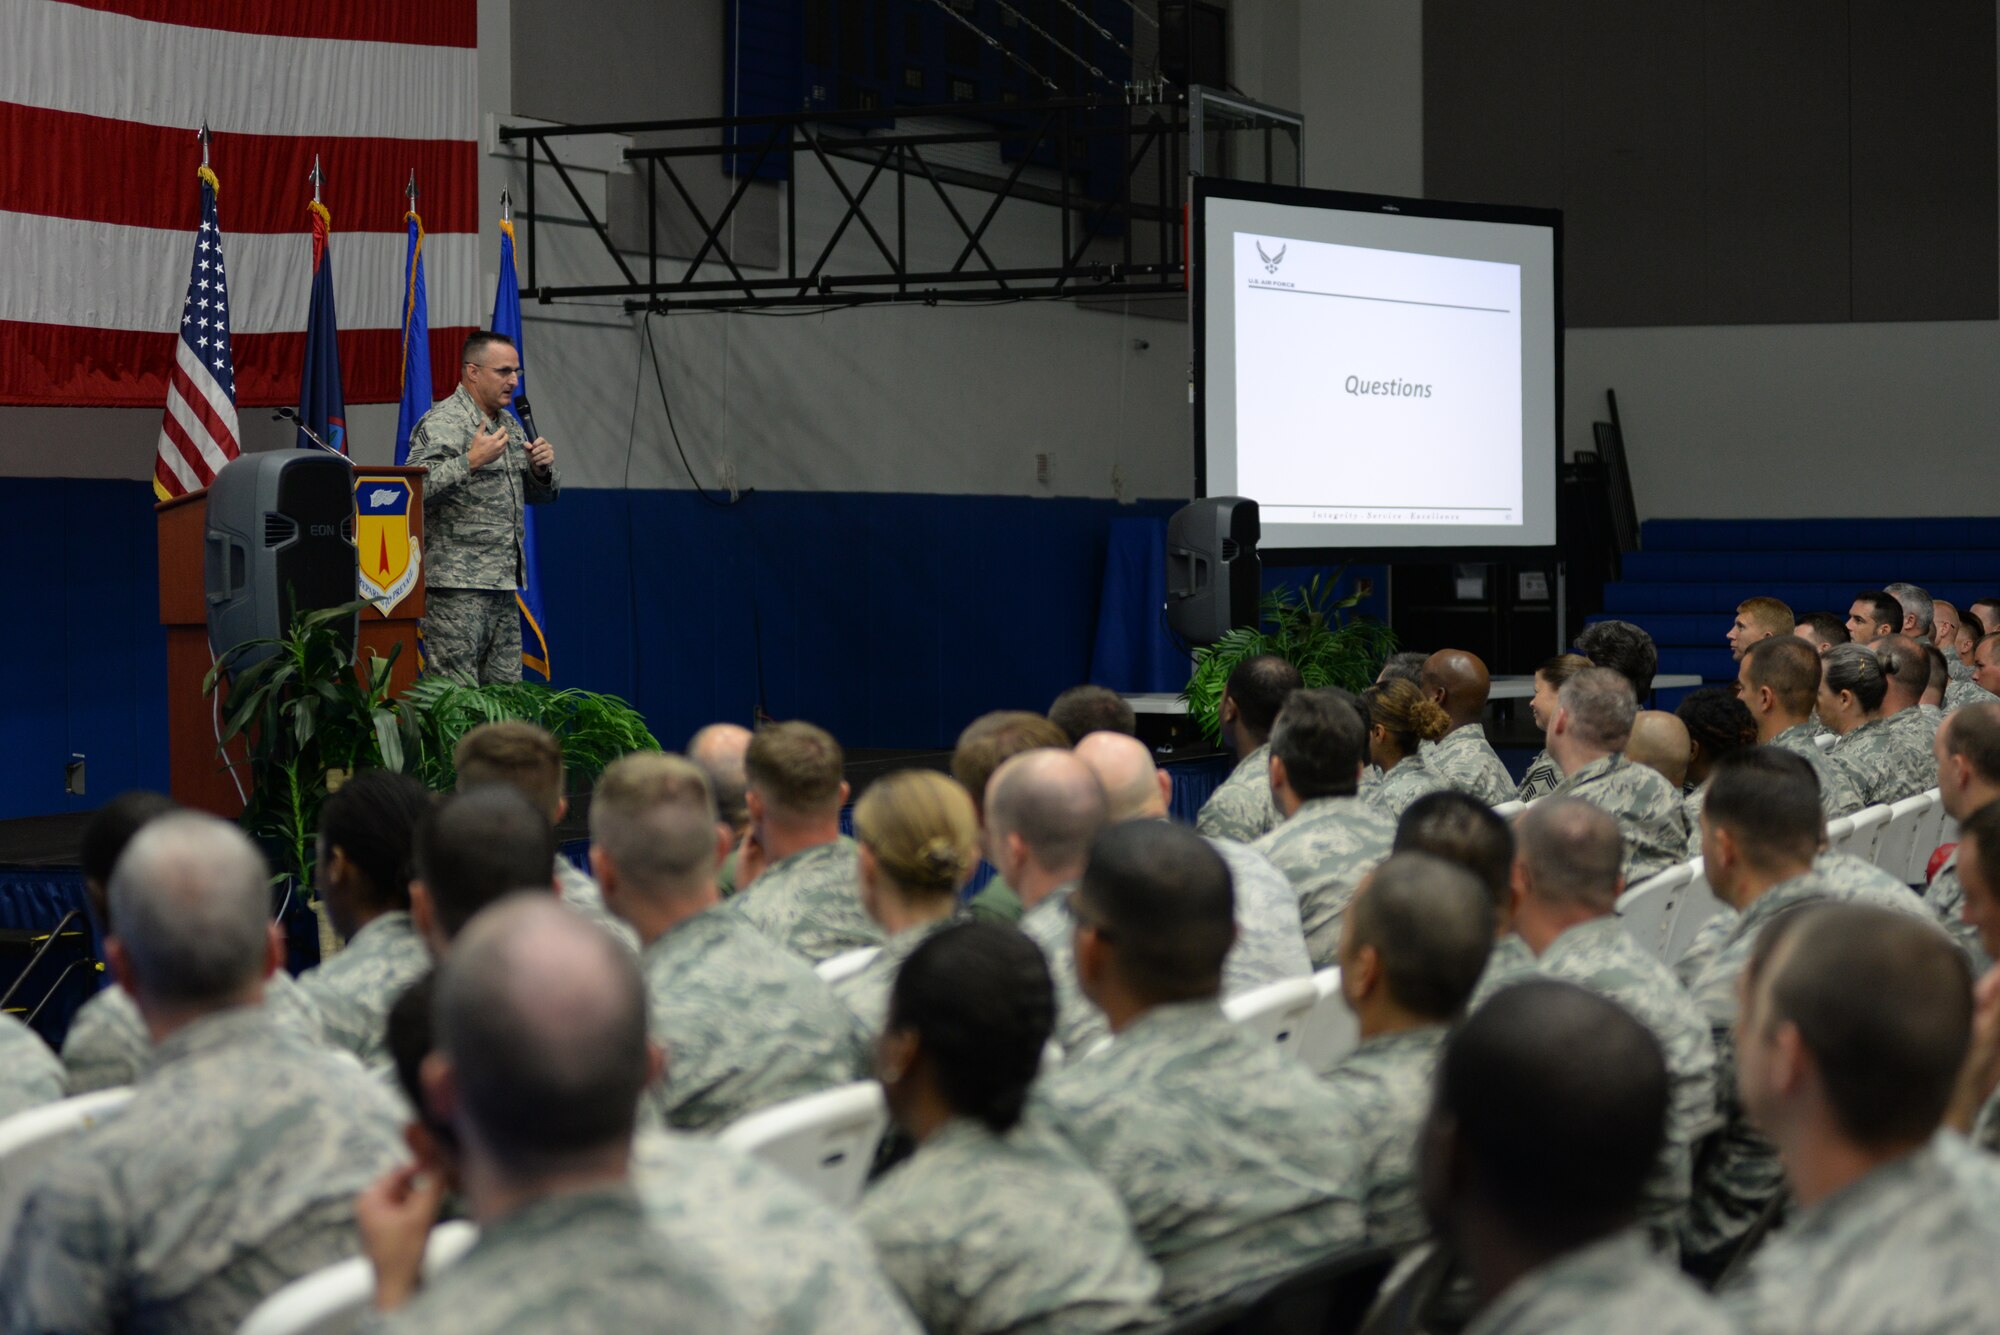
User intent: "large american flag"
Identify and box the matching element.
[154,166,239,499]
[0,1,479,410]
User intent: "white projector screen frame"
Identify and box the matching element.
[1192,178,1563,562]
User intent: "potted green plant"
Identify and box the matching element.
[398,676,661,793]
[1179,573,1399,744]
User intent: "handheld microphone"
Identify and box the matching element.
[271,407,349,459]
[511,396,539,443]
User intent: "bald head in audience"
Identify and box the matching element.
[1625,711,1692,790]
[687,723,753,837]
[1073,731,1170,823]
[1420,650,1492,730]
[984,749,1108,913]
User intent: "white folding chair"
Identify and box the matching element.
[1490,800,1526,821]
[1911,788,1949,883]
[1834,805,1892,861]
[236,1222,478,1335]
[1297,968,1360,1076]
[715,1081,888,1209]
[1661,860,1727,968]
[0,1087,133,1252]
[1616,862,1693,959]
[1872,794,1932,884]
[1825,814,1857,845]
[813,945,880,986]
[1221,976,1319,1055]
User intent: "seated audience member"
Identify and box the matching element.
[1935,600,1967,670]
[687,722,752,891]
[1545,668,1688,885]
[1420,982,1729,1333]
[410,786,561,956]
[1948,630,2000,712]
[1846,590,1902,646]
[0,1008,62,1122]
[732,720,884,963]
[1737,637,1865,818]
[1884,581,1936,643]
[1327,854,1493,1249]
[988,749,1112,1056]
[1974,598,2000,637]
[1359,679,1453,820]
[1394,794,1531,1008]
[591,753,861,1131]
[1943,803,2000,1152]
[383,974,919,1334]
[1418,650,1517,805]
[1511,800,1717,1243]
[1625,710,1692,789]
[1681,748,1842,1271]
[1075,731,1309,996]
[298,770,434,1072]
[951,709,1070,924]
[356,897,750,1333]
[1923,642,1951,711]
[839,769,979,1037]
[61,791,324,1095]
[1675,688,1759,855]
[1,815,402,1333]
[1517,654,1593,802]
[1926,703,2000,971]
[1724,903,2000,1333]
[1376,650,1429,686]
[1047,684,1137,744]
[1792,611,1850,656]
[858,922,1163,1333]
[1876,633,1943,760]
[1727,596,1795,662]
[1575,619,1659,701]
[1037,822,1369,1312]
[1252,687,1397,966]
[1821,643,1933,805]
[1197,654,1303,843]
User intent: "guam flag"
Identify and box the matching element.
[492,216,550,681]
[298,199,347,453]
[393,206,431,466]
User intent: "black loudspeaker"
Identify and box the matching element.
[205,451,358,668]
[1166,497,1261,645]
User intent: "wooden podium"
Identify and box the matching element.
[157,464,427,817]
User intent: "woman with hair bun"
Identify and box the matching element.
[855,921,1162,1334]
[839,769,980,1037]
[1359,678,1454,820]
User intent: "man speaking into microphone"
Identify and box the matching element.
[406,330,560,683]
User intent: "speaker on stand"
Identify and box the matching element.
[1166,496,1261,645]
[204,451,359,670]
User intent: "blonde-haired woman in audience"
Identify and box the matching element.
[839,769,979,1037]
[1359,678,1453,820]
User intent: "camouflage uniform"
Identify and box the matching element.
[1882,704,1942,770]
[1035,999,1368,1312]
[732,836,885,964]
[1671,851,1933,990]
[1548,754,1688,886]
[1721,1145,2000,1334]
[1465,1231,1732,1335]
[556,858,640,951]
[1539,916,1717,1242]
[1252,795,1397,967]
[632,1126,921,1334]
[61,969,324,1095]
[1768,723,1866,819]
[640,904,863,1132]
[1681,784,1706,860]
[1682,871,1835,1263]
[0,1011,64,1121]
[1516,749,1563,803]
[1207,833,1313,995]
[965,875,1023,926]
[1946,677,2000,713]
[1826,716,1933,807]
[1423,723,1517,806]
[855,1117,1164,1334]
[406,385,560,685]
[1361,754,1452,822]
[298,910,430,1074]
[0,1008,403,1334]
[375,1186,751,1334]
[1320,1025,1448,1250]
[1468,933,1538,1010]
[1019,885,1110,1058]
[834,915,960,1040]
[1923,849,1993,972]
[1195,744,1283,844]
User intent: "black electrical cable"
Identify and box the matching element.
[641,312,751,509]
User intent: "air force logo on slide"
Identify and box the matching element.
[1256,240,1286,274]
[354,474,421,616]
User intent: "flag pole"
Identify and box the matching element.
[309,154,323,204]
[406,169,419,214]
[197,121,210,167]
